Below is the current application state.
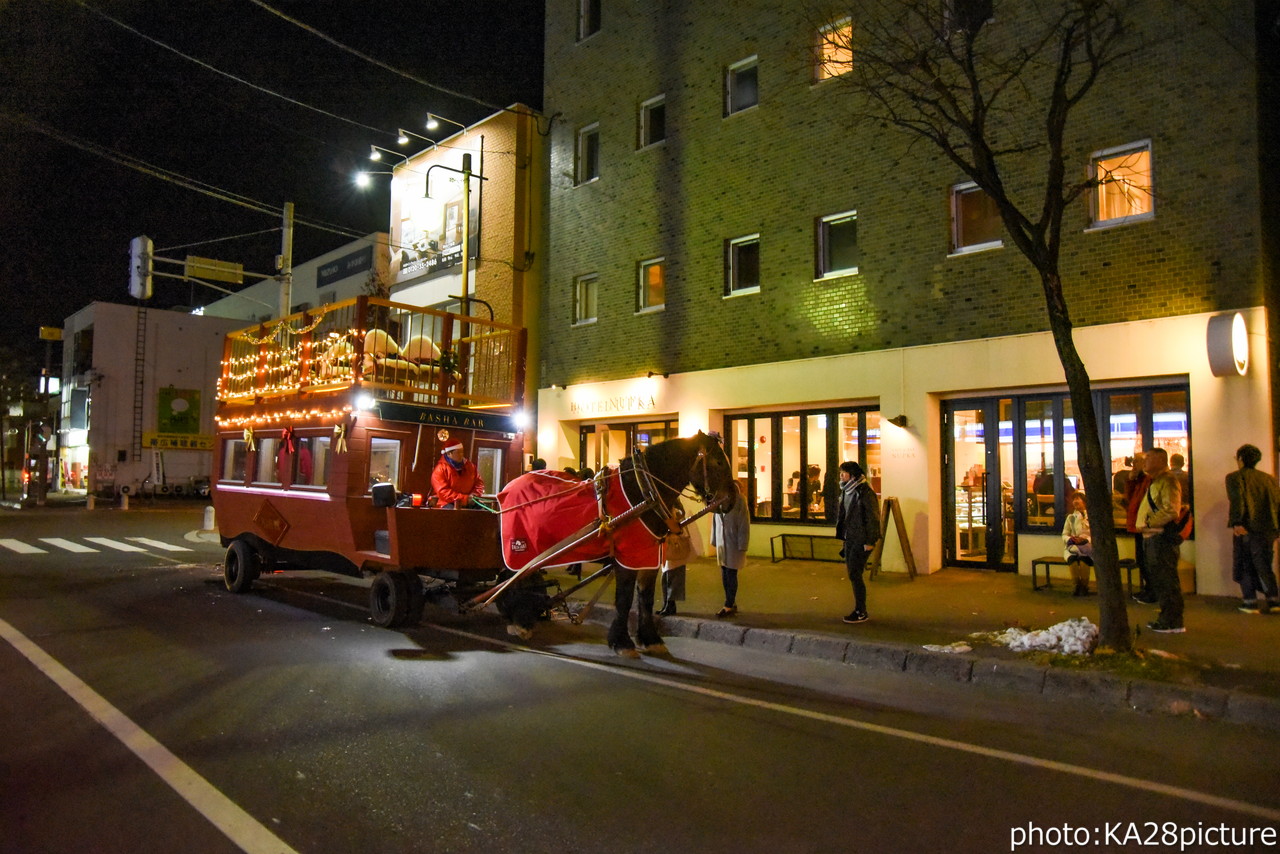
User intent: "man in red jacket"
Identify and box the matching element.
[431,442,485,508]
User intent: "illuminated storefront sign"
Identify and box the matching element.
[569,395,659,417]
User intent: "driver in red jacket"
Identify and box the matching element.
[431,442,485,508]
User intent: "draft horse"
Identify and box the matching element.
[605,431,736,656]
[492,431,737,655]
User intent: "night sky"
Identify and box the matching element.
[0,0,544,373]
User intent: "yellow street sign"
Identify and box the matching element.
[185,256,244,284]
[39,326,62,341]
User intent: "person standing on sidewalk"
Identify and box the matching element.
[1135,448,1185,633]
[1225,443,1280,614]
[836,460,881,625]
[711,482,750,617]
[1124,453,1156,604]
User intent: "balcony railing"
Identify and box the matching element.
[218,297,526,410]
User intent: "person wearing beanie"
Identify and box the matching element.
[836,460,880,624]
[430,442,485,508]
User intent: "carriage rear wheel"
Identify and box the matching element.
[370,571,413,628]
[223,540,261,593]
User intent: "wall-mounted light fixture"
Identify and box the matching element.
[888,414,909,428]
[354,170,393,188]
[426,112,467,134]
[1206,311,1248,377]
[369,144,409,164]
[646,371,669,379]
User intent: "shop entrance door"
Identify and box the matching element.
[944,400,1015,570]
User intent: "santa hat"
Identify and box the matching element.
[442,442,463,453]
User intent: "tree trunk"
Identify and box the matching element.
[1040,271,1131,651]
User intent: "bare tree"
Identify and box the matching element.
[812,0,1158,651]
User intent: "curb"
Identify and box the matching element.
[582,610,1280,732]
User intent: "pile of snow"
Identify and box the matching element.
[974,617,1099,656]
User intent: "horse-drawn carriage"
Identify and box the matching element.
[212,297,735,653]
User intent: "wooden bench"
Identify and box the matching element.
[1030,555,1138,593]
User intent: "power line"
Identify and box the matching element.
[72,0,399,141]
[245,0,505,114]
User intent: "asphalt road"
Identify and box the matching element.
[2,507,1278,853]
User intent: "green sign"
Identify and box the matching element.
[157,388,201,434]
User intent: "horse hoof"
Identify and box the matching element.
[506,624,533,640]
[638,643,668,655]
[613,647,641,659]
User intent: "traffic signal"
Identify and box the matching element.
[129,235,153,300]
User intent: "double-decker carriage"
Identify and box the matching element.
[213,296,531,627]
[213,296,738,651]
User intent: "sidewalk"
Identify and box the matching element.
[557,554,1280,731]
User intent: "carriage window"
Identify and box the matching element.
[475,447,503,496]
[368,438,401,490]
[221,439,247,481]
[254,438,282,484]
[293,435,330,487]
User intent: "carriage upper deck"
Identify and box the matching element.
[217,296,527,418]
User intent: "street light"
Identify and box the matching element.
[354,170,393,188]
[369,144,408,164]
[425,112,466,134]
[397,127,434,146]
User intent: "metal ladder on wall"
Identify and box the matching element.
[131,306,146,462]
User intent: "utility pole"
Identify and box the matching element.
[278,201,294,318]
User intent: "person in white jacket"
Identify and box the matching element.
[1061,491,1094,597]
[711,482,750,617]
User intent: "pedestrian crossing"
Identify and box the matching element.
[0,536,195,555]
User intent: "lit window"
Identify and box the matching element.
[815,18,853,81]
[638,258,665,311]
[639,95,666,148]
[577,0,600,41]
[951,182,1003,253]
[1091,141,1153,226]
[725,235,760,296]
[816,210,859,278]
[575,123,600,185]
[574,273,598,324]
[726,57,759,115]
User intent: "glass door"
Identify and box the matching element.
[945,400,1015,570]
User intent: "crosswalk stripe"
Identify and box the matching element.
[0,538,46,554]
[126,537,193,552]
[40,538,98,554]
[82,537,147,553]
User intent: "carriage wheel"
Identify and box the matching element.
[223,540,261,594]
[370,572,411,628]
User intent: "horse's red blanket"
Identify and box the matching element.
[497,469,663,571]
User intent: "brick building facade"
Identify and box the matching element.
[534,1,1279,598]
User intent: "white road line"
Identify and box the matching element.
[83,537,148,553]
[0,538,46,554]
[40,538,99,554]
[127,537,193,552]
[266,582,1280,823]
[0,618,298,854]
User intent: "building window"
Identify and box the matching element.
[816,210,859,278]
[944,0,994,37]
[950,182,1003,253]
[725,56,759,115]
[637,258,665,312]
[1091,141,1153,226]
[727,408,881,525]
[814,17,853,81]
[577,0,601,41]
[575,123,600,185]
[638,95,666,148]
[725,235,760,296]
[573,273,598,324]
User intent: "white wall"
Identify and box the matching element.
[537,308,1270,597]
